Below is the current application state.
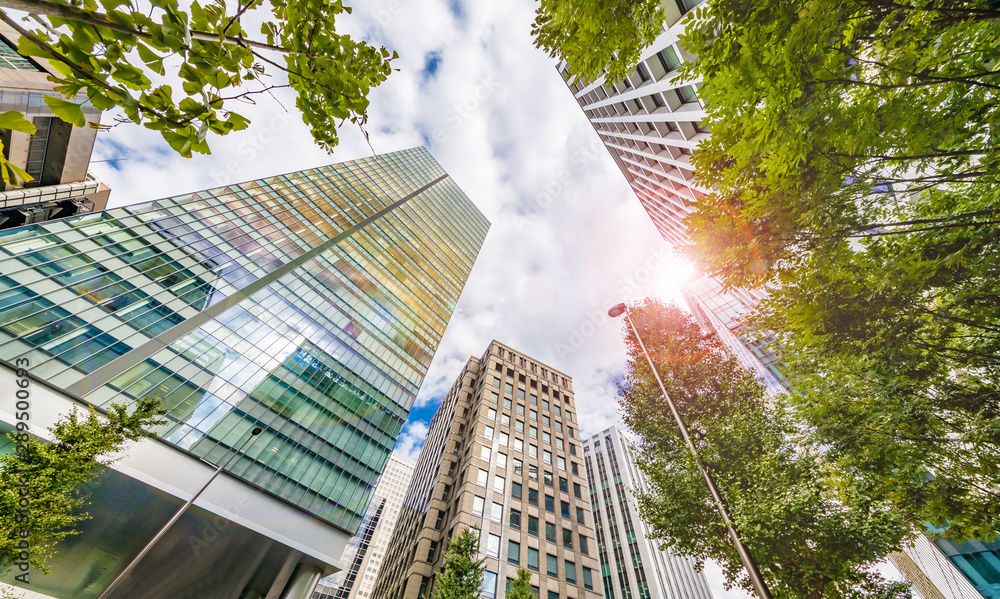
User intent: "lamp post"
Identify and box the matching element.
[608,302,772,599]
[98,426,263,599]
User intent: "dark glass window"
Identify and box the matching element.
[529,516,539,536]
[563,529,573,549]
[527,548,539,572]
[545,495,554,513]
[49,325,131,371]
[529,488,539,506]
[677,85,698,104]
[512,482,522,499]
[656,47,681,73]
[546,521,556,542]
[547,554,558,576]
[508,541,520,564]
[510,509,521,529]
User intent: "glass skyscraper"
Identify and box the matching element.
[679,276,787,398]
[0,147,489,598]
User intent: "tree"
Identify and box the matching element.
[531,0,664,85]
[617,299,913,599]
[0,397,164,578]
[0,0,396,170]
[675,0,1000,539]
[505,567,534,599]
[680,0,1000,287]
[433,526,486,599]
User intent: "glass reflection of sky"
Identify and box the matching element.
[0,148,489,533]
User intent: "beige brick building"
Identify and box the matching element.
[372,341,602,599]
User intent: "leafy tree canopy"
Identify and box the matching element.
[0,0,396,168]
[1,397,164,575]
[433,526,486,599]
[618,299,912,599]
[677,0,1000,539]
[531,0,664,85]
[680,0,1000,285]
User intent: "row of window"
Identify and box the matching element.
[508,508,589,549]
[472,489,589,547]
[475,449,583,496]
[493,348,571,385]
[478,442,576,475]
[487,382,574,423]
[485,404,575,433]
[504,542,594,590]
[481,571,587,599]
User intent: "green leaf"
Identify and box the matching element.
[0,111,37,134]
[178,97,204,113]
[43,96,86,127]
[0,154,34,185]
[161,129,194,158]
[226,112,250,131]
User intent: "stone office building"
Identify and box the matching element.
[372,341,602,599]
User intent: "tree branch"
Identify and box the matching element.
[0,0,290,54]
[221,0,257,37]
[0,10,193,129]
[828,149,990,162]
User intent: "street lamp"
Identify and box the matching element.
[608,303,772,599]
[98,426,263,599]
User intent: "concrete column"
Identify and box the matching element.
[278,563,322,599]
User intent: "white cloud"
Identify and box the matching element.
[393,421,430,463]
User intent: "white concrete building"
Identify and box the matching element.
[582,427,711,599]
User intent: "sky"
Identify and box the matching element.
[89,0,745,594]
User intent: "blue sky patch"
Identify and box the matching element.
[421,51,442,81]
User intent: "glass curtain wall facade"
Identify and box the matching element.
[0,146,489,534]
[931,536,1000,598]
[315,453,417,599]
[679,276,787,397]
[315,498,387,599]
[582,428,711,599]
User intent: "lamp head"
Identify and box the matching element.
[608,303,627,318]
[252,427,263,436]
